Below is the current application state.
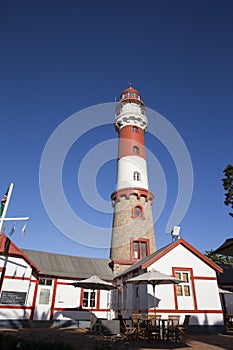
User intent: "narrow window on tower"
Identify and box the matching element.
[133,171,141,181]
[133,146,139,154]
[135,207,142,217]
[132,126,138,133]
[133,241,139,259]
[132,205,144,218]
[141,242,147,258]
[131,239,149,260]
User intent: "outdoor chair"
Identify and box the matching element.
[224,314,233,330]
[119,315,137,340]
[132,314,142,327]
[176,315,191,343]
[132,314,143,336]
[147,314,161,342]
[165,315,180,342]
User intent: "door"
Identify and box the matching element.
[34,278,53,320]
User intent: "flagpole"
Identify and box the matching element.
[0,183,30,234]
[0,183,30,294]
[0,183,14,233]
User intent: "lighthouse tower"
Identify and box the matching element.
[110,87,156,274]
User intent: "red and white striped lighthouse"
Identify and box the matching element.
[110,87,156,273]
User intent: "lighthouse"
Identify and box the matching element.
[110,87,156,274]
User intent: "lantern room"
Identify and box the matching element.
[120,87,145,106]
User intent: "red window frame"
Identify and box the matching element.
[130,238,150,260]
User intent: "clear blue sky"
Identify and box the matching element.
[0,0,232,258]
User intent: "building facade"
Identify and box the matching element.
[115,238,225,334]
[0,233,114,327]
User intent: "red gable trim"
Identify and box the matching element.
[142,238,223,273]
[0,233,40,273]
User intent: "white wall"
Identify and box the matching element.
[0,255,34,321]
[119,243,224,327]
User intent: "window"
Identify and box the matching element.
[135,207,142,217]
[141,242,147,258]
[175,271,191,297]
[133,146,139,154]
[39,278,53,286]
[39,289,50,304]
[132,240,148,259]
[133,171,141,181]
[122,92,140,100]
[132,205,144,218]
[132,126,138,133]
[82,290,96,308]
[133,242,139,259]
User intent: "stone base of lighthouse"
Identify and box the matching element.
[110,189,156,274]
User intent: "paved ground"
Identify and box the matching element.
[0,327,233,350]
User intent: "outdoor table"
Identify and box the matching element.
[136,315,162,341]
[130,315,179,342]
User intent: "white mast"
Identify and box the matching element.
[0,183,30,234]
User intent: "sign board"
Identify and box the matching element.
[0,291,27,305]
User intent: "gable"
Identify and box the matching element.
[0,233,40,272]
[142,238,223,274]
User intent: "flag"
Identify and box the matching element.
[9,223,16,236]
[21,223,27,236]
[0,187,9,216]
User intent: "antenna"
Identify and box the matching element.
[171,226,180,242]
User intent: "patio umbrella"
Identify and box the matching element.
[73,275,116,291]
[126,269,183,313]
[73,275,116,329]
[213,238,233,256]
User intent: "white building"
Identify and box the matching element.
[115,237,225,334]
[0,232,226,333]
[0,233,114,327]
